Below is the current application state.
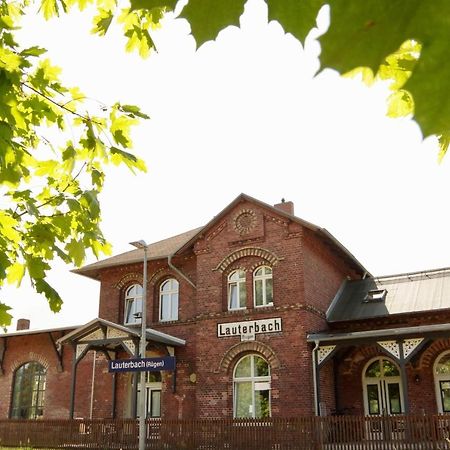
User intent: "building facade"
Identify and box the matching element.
[1,194,450,420]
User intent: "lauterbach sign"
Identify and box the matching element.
[217,317,282,341]
[108,356,176,373]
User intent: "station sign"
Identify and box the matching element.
[108,356,176,373]
[217,317,282,341]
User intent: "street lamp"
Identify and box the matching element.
[130,240,148,450]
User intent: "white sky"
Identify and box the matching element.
[3,0,450,332]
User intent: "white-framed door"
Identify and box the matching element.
[135,371,162,418]
[433,351,450,413]
[363,357,404,416]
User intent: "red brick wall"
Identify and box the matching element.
[0,332,102,419]
[1,199,371,420]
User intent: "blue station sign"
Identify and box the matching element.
[108,356,176,373]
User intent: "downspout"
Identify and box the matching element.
[89,351,96,419]
[168,254,196,289]
[312,340,320,416]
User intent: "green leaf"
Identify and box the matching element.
[26,256,50,279]
[120,104,150,119]
[110,146,147,172]
[438,132,450,163]
[65,238,86,266]
[179,0,246,48]
[319,0,450,140]
[129,0,176,12]
[40,0,60,19]
[0,302,13,329]
[0,252,11,281]
[92,8,114,36]
[35,279,63,312]
[6,262,25,287]
[267,0,325,43]
[20,46,47,57]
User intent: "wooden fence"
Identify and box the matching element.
[1,415,450,449]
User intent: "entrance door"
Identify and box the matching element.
[363,358,403,416]
[136,371,162,418]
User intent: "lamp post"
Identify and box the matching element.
[130,240,148,450]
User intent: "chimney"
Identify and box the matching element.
[274,198,294,215]
[16,319,30,331]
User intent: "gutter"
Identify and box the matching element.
[168,254,196,289]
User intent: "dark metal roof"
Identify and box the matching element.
[327,267,450,322]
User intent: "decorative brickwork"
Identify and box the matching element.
[149,268,174,286]
[233,209,257,235]
[418,339,450,369]
[214,247,282,273]
[114,273,142,289]
[218,340,280,373]
[10,353,50,372]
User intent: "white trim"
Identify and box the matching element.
[233,354,271,418]
[124,284,143,325]
[228,270,247,311]
[253,266,273,308]
[159,278,179,322]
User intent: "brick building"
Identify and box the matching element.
[1,193,450,420]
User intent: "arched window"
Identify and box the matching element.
[253,266,273,307]
[362,357,403,415]
[233,354,271,418]
[228,270,246,310]
[159,278,179,321]
[11,362,46,419]
[124,284,143,325]
[434,351,450,413]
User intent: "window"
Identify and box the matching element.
[233,355,271,418]
[228,270,246,310]
[253,266,273,307]
[10,362,46,419]
[362,357,403,415]
[137,372,162,418]
[124,284,143,325]
[363,289,387,303]
[434,351,450,413]
[160,278,179,321]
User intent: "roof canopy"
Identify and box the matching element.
[57,318,185,361]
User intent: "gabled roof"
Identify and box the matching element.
[74,193,369,281]
[73,227,202,280]
[327,267,450,322]
[174,194,368,276]
[57,317,186,347]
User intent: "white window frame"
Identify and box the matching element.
[159,278,179,322]
[253,266,273,307]
[433,350,450,414]
[137,372,162,418]
[233,354,271,418]
[124,284,143,325]
[228,270,247,311]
